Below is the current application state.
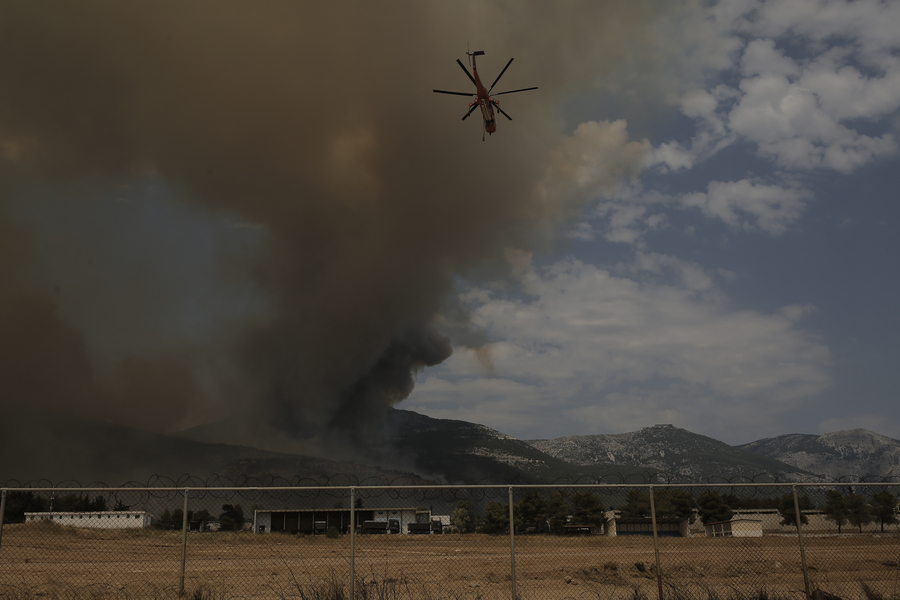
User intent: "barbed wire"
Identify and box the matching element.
[3,471,899,490]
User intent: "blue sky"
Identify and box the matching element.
[2,1,898,449]
[406,0,900,443]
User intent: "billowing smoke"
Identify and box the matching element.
[0,1,659,455]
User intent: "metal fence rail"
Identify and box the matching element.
[0,483,898,600]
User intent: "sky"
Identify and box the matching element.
[1,0,898,454]
[406,0,900,443]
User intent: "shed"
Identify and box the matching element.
[704,518,763,538]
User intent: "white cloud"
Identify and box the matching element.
[578,183,675,245]
[647,0,900,175]
[681,179,811,234]
[408,254,832,442]
[728,70,897,173]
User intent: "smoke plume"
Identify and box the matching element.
[0,1,659,455]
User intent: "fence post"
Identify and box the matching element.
[792,485,811,600]
[350,487,356,600]
[179,488,190,595]
[649,485,664,600]
[508,486,517,600]
[0,488,7,551]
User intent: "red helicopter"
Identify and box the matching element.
[434,51,537,140]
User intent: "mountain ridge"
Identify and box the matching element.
[736,428,900,480]
[527,424,817,482]
[4,408,898,485]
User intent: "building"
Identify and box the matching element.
[607,516,692,537]
[602,510,692,537]
[24,511,153,529]
[253,507,432,534]
[704,517,763,538]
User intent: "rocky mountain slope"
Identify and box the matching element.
[737,429,900,480]
[528,424,815,482]
[383,409,654,483]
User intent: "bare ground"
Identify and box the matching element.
[1,522,898,600]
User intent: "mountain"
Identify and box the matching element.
[527,424,815,482]
[0,410,433,486]
[382,409,654,483]
[737,429,900,480]
[177,408,655,484]
[1,408,643,486]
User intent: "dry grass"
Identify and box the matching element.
[1,523,899,600]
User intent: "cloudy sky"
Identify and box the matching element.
[1,0,898,452]
[406,0,900,443]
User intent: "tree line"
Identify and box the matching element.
[447,488,898,534]
[153,504,245,531]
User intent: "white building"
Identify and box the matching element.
[25,511,153,529]
[704,517,763,537]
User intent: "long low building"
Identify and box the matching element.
[704,517,763,537]
[254,508,437,534]
[606,515,692,537]
[24,511,153,529]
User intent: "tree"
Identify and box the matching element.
[481,501,509,534]
[822,490,850,533]
[621,490,651,517]
[193,509,213,527]
[570,491,605,526]
[624,489,695,522]
[697,491,733,525]
[3,491,48,524]
[778,493,812,527]
[657,489,696,523]
[544,490,570,532]
[844,493,873,533]
[219,504,245,531]
[722,493,779,510]
[171,509,186,529]
[450,500,476,533]
[154,508,174,530]
[53,493,107,512]
[514,491,546,531]
[871,490,899,533]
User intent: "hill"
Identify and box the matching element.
[737,429,900,480]
[382,409,654,483]
[0,410,433,486]
[527,424,815,482]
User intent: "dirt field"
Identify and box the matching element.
[1,521,899,600]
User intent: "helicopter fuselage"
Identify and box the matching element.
[470,55,497,134]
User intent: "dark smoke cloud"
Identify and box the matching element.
[0,1,661,454]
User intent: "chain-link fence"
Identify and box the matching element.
[1,483,898,600]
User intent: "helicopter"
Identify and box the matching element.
[433,51,537,140]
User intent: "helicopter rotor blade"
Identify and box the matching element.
[492,101,512,120]
[488,58,514,95]
[456,59,477,87]
[462,103,479,121]
[434,89,476,97]
[492,86,538,96]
